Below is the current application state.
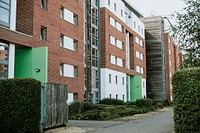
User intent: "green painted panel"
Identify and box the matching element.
[14,47,48,83]
[32,47,48,83]
[130,76,142,101]
[15,49,32,78]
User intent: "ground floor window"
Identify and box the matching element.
[0,42,8,79]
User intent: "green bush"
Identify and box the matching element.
[124,101,136,105]
[69,98,165,121]
[99,98,124,105]
[136,98,154,111]
[172,68,200,133]
[0,78,41,133]
[68,101,82,116]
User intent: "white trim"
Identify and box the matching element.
[8,44,15,78]
[10,0,17,30]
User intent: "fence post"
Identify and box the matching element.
[40,85,45,133]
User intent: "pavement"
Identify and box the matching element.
[44,107,174,133]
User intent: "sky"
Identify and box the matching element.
[130,0,186,24]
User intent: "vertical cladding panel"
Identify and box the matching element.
[16,0,34,35]
[142,16,167,100]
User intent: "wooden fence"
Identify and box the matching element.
[43,83,68,129]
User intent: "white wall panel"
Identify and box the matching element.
[101,68,127,101]
[8,44,15,78]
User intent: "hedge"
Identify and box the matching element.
[0,78,41,133]
[172,68,200,133]
[69,98,166,120]
[99,98,124,105]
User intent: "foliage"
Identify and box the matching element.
[173,0,200,68]
[68,101,82,116]
[69,98,166,120]
[136,98,154,111]
[0,78,41,133]
[172,68,200,132]
[99,98,124,105]
[124,101,136,105]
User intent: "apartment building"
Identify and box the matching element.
[0,0,84,102]
[100,0,146,102]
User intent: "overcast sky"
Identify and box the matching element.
[130,0,186,24]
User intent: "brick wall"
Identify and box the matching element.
[16,0,34,35]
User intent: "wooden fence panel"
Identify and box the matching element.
[44,83,67,129]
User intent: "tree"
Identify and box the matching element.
[173,0,200,68]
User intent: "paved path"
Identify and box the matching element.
[68,107,174,133]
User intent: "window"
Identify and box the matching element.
[170,72,172,78]
[140,53,143,60]
[134,22,136,28]
[169,61,172,66]
[60,7,64,18]
[115,57,117,65]
[60,34,64,47]
[122,77,124,85]
[115,38,117,46]
[108,0,110,6]
[41,0,47,10]
[109,74,111,83]
[110,54,115,64]
[40,26,47,41]
[169,49,171,55]
[136,51,140,58]
[115,75,118,84]
[136,66,140,73]
[73,14,78,25]
[73,93,78,101]
[60,64,64,76]
[0,42,8,79]
[61,8,78,25]
[141,28,143,35]
[109,17,115,27]
[60,64,78,78]
[60,35,77,51]
[114,3,116,11]
[121,9,123,17]
[135,37,139,44]
[139,40,143,47]
[141,67,144,74]
[138,25,140,33]
[0,0,11,27]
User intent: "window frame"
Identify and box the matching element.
[40,26,47,41]
[41,0,47,10]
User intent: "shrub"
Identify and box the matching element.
[172,68,200,133]
[99,98,124,105]
[136,98,154,111]
[0,78,41,133]
[124,101,136,105]
[68,101,82,116]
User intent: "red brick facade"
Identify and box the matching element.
[165,33,181,102]
[0,0,84,100]
[100,8,146,79]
